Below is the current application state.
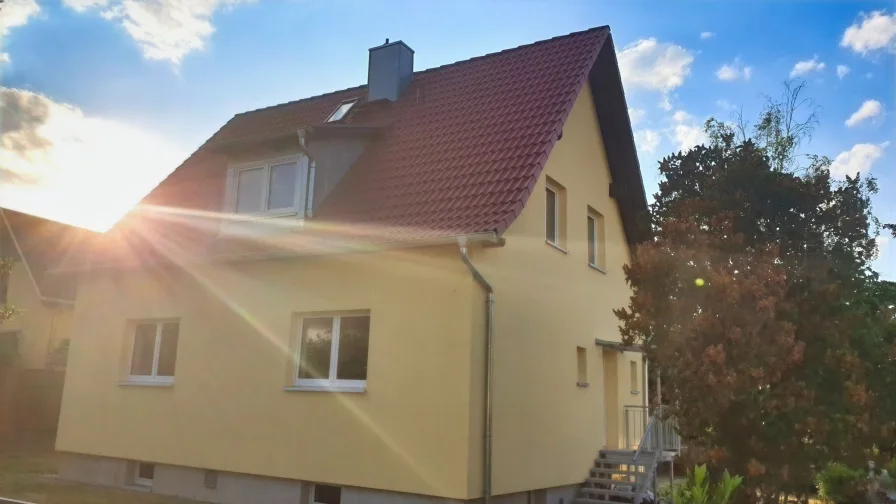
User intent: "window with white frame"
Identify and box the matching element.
[312,484,342,504]
[546,185,558,244]
[295,313,370,390]
[587,208,606,270]
[326,99,357,123]
[128,321,179,384]
[227,156,308,217]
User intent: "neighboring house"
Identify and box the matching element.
[54,26,650,504]
[0,208,85,371]
[0,208,89,445]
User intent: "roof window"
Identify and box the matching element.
[326,100,357,122]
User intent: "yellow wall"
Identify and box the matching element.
[56,247,479,499]
[0,263,72,370]
[466,85,643,496]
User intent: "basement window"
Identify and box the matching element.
[313,484,342,504]
[134,462,155,487]
[326,100,357,122]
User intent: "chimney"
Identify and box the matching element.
[367,39,414,102]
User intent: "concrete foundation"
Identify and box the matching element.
[58,452,580,504]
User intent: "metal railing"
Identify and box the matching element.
[628,405,682,500]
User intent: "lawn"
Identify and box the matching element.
[0,453,198,504]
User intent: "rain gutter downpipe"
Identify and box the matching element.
[458,236,494,504]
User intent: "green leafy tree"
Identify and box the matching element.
[616,82,896,502]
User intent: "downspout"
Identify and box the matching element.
[458,237,494,504]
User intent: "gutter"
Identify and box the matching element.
[0,209,74,306]
[458,236,495,504]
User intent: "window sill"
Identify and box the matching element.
[119,381,174,388]
[589,264,607,274]
[545,240,568,254]
[577,382,589,388]
[631,390,640,395]
[284,384,366,393]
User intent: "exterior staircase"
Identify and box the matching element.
[574,406,681,504]
[573,449,657,504]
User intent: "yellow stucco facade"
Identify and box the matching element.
[1,263,73,370]
[55,85,643,500]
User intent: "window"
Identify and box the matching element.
[313,484,342,504]
[326,100,357,122]
[630,360,639,394]
[295,313,370,390]
[576,346,587,386]
[546,186,558,245]
[128,321,179,384]
[232,160,300,215]
[545,177,566,248]
[587,208,606,270]
[134,462,155,487]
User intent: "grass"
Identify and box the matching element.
[0,452,198,504]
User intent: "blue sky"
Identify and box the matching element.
[1,0,894,276]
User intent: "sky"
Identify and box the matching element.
[0,0,894,275]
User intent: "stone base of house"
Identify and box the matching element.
[58,452,579,504]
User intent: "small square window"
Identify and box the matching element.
[313,484,342,504]
[326,100,357,123]
[128,321,179,384]
[135,462,155,487]
[296,313,370,390]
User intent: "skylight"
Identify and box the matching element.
[326,100,357,122]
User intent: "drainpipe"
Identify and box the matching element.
[458,237,494,504]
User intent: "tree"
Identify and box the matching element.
[616,82,896,502]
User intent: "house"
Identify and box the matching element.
[0,208,88,444]
[54,26,651,504]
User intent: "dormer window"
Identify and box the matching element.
[326,100,357,122]
[224,155,310,224]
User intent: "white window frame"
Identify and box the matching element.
[127,320,178,385]
[546,184,560,245]
[224,154,309,220]
[587,213,598,267]
[134,462,155,487]
[294,314,369,392]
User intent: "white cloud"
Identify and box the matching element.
[628,108,646,127]
[877,235,889,259]
[836,65,851,79]
[0,88,185,230]
[0,0,40,36]
[716,99,737,111]
[670,110,707,152]
[0,53,9,65]
[845,100,883,127]
[700,32,715,40]
[618,38,694,108]
[841,10,896,55]
[716,58,752,81]
[829,142,889,178]
[790,56,826,77]
[634,129,661,154]
[63,0,253,64]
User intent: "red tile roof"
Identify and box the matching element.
[67,26,646,271]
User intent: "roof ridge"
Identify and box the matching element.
[231,25,609,119]
[412,25,609,77]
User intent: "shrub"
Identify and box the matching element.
[670,464,743,504]
[815,462,867,504]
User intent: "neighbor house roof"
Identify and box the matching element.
[0,208,93,302]
[67,26,647,271]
